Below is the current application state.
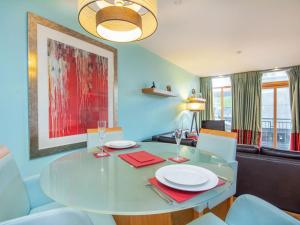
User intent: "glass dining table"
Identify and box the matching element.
[40,142,235,216]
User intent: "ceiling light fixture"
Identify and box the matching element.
[78,0,158,43]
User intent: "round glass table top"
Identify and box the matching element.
[40,142,234,215]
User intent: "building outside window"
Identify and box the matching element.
[212,77,232,131]
[261,71,291,150]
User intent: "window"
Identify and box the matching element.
[212,77,232,131]
[261,71,291,150]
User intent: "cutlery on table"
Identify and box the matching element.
[217,175,232,184]
[145,183,174,205]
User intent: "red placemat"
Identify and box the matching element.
[148,177,225,203]
[119,151,165,168]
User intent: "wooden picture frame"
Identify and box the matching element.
[28,12,118,159]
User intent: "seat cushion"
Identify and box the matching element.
[260,147,300,160]
[201,120,225,131]
[3,208,94,225]
[188,213,226,225]
[157,136,195,147]
[30,202,63,214]
[237,144,259,154]
[226,195,300,225]
[30,202,116,225]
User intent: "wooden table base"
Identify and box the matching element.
[114,208,195,225]
[114,197,232,225]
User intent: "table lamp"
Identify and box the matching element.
[186,89,206,135]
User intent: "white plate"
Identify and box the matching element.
[105,140,136,149]
[155,165,218,192]
[163,169,208,186]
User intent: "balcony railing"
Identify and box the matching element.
[223,117,291,150]
[261,118,291,150]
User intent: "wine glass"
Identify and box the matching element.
[97,120,107,156]
[174,128,183,160]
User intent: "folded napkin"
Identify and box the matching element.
[103,144,140,152]
[119,151,165,168]
[148,177,225,203]
[168,157,190,163]
[127,151,155,162]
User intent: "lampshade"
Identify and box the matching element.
[78,0,158,42]
[186,98,206,112]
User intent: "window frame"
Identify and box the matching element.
[213,85,231,121]
[262,80,289,148]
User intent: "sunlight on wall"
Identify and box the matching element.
[174,87,195,130]
[174,110,193,130]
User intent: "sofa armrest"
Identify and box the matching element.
[23,175,53,209]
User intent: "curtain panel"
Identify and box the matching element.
[199,77,213,127]
[288,66,300,151]
[231,72,262,145]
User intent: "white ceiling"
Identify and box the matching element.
[140,0,300,77]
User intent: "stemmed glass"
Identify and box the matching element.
[97,120,107,156]
[174,128,183,160]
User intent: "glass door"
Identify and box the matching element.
[262,89,274,147]
[276,87,291,149]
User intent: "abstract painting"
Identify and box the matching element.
[28,13,117,158]
[48,39,108,138]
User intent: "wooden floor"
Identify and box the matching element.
[114,197,300,225]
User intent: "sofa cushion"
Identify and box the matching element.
[237,144,259,154]
[236,152,300,213]
[157,136,196,147]
[260,147,300,160]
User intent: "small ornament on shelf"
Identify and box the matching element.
[151,81,156,88]
[166,85,172,92]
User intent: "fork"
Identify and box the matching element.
[218,175,233,184]
[145,183,174,205]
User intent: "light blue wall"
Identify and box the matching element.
[0,0,198,177]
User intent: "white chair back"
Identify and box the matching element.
[87,127,124,151]
[0,146,30,222]
[196,129,238,162]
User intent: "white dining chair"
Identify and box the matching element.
[196,129,238,209]
[87,127,124,150]
[188,194,300,225]
[0,145,116,225]
[1,208,95,225]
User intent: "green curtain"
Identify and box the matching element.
[288,66,300,151]
[231,71,262,145]
[199,77,213,128]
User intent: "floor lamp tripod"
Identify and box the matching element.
[186,93,206,136]
[190,111,200,135]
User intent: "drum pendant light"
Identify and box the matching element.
[78,0,158,42]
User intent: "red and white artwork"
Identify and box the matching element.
[47,39,108,138]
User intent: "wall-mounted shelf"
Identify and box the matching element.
[142,88,177,97]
